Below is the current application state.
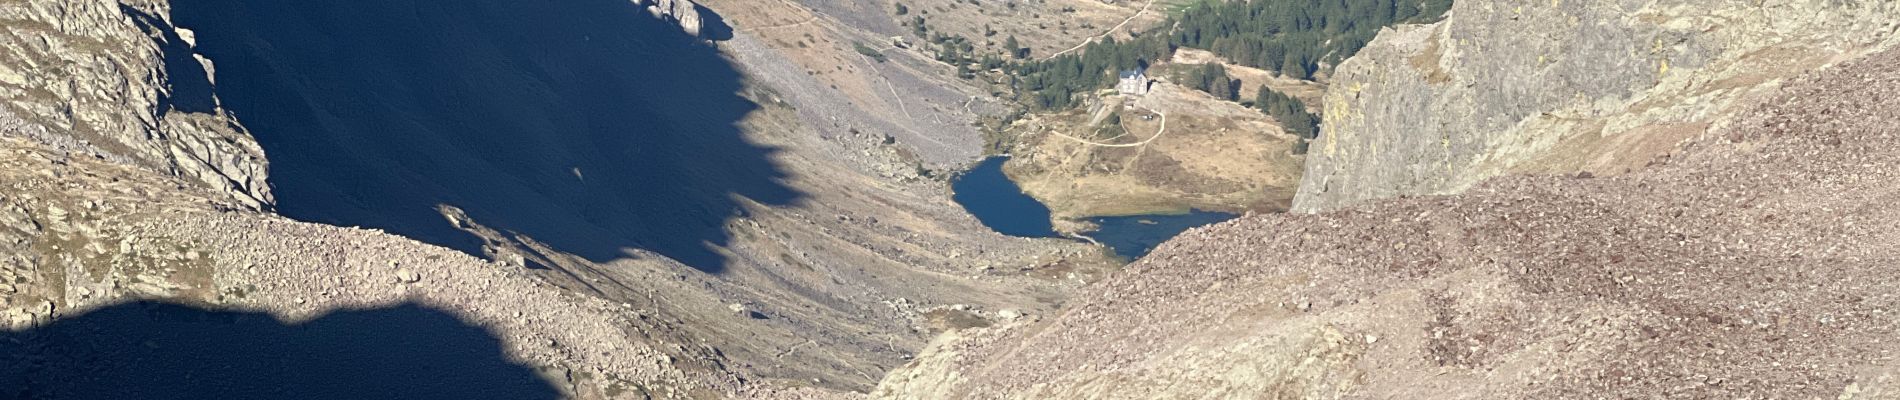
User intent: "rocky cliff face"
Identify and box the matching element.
[0,0,270,208]
[1294,0,1900,212]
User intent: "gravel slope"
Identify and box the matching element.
[875,46,1900,400]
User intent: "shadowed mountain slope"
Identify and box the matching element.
[168,0,799,272]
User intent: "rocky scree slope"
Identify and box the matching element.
[0,135,743,399]
[1296,0,1900,212]
[873,42,1900,400]
[698,0,1013,170]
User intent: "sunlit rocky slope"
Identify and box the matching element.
[875,39,1900,400]
[2,0,1114,397]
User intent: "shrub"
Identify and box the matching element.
[853,42,888,63]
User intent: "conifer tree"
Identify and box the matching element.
[1005,0,1452,110]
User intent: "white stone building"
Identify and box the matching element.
[1117,67,1151,96]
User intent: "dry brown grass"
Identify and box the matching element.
[1407,28,1451,84]
[898,0,1161,58]
[1004,83,1302,221]
[1170,48,1328,110]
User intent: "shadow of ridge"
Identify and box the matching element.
[695,4,735,41]
[164,0,802,273]
[120,5,216,116]
[0,301,560,400]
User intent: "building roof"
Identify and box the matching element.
[1119,68,1146,79]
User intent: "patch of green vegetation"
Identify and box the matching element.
[977,108,1028,155]
[1163,0,1218,17]
[1013,35,1171,109]
[1094,112,1126,139]
[852,42,888,63]
[1008,0,1451,136]
[1169,0,1451,77]
[1182,63,1239,101]
[1256,85,1319,139]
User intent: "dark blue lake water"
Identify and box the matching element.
[951,157,1059,237]
[1084,210,1237,260]
[951,157,1238,260]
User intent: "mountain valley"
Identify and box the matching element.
[4,0,1899,399]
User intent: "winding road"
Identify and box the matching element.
[1043,0,1159,60]
[1045,104,1168,148]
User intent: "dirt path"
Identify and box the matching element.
[1043,0,1158,60]
[1044,105,1166,148]
[737,14,819,34]
[857,52,919,122]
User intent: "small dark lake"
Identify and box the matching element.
[1084,210,1238,260]
[951,157,1057,237]
[951,157,1238,260]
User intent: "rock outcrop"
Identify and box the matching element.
[874,44,1900,399]
[0,1,271,208]
[1294,0,1900,212]
[637,0,707,38]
